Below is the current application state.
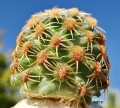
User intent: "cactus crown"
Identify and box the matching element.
[10,7,110,107]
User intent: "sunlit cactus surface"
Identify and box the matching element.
[10,7,110,107]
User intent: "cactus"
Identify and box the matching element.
[10,8,110,108]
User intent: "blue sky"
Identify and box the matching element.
[0,0,120,93]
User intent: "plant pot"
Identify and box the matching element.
[12,98,103,108]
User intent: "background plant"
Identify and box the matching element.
[0,31,21,108]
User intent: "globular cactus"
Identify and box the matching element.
[10,7,110,108]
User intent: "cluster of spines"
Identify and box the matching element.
[10,7,110,107]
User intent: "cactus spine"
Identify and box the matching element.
[10,8,110,108]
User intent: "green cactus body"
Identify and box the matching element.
[10,8,110,107]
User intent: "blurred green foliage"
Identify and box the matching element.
[105,92,116,108]
[0,32,21,108]
[105,92,120,108]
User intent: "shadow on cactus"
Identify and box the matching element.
[10,7,110,108]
